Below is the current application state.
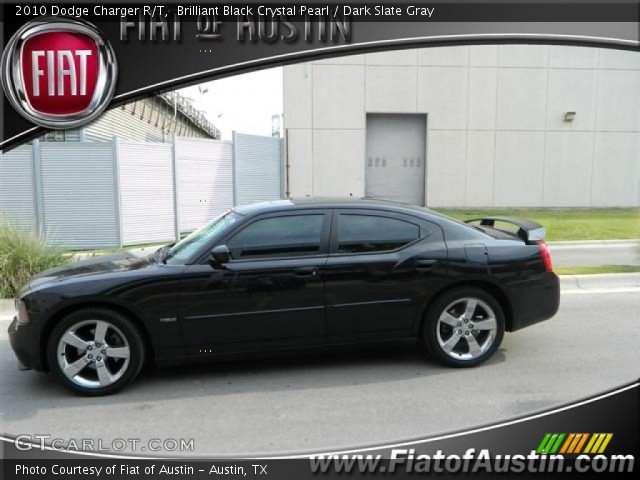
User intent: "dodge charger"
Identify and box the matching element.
[9,198,560,395]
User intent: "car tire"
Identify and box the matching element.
[47,308,145,396]
[422,287,505,367]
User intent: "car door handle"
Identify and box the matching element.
[415,259,438,270]
[293,267,318,277]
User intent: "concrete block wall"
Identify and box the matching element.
[283,45,640,208]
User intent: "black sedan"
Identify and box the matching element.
[9,198,560,395]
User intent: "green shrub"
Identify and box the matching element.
[0,218,70,298]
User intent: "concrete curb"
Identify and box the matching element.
[560,272,640,291]
[549,239,639,249]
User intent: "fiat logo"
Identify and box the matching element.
[1,18,117,129]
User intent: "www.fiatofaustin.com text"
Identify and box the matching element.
[310,449,635,474]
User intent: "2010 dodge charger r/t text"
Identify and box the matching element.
[8,198,560,395]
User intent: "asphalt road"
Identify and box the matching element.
[1,290,639,457]
[550,241,639,267]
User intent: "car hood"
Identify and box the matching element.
[26,251,154,291]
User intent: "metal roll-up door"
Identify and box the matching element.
[0,145,37,231]
[365,114,427,206]
[40,142,118,249]
[175,137,234,233]
[118,141,176,245]
[233,132,282,206]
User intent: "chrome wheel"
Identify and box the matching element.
[436,297,498,361]
[56,319,131,389]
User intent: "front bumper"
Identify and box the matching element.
[8,316,45,371]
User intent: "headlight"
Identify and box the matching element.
[17,300,30,324]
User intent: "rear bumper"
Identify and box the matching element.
[507,272,560,331]
[8,316,45,371]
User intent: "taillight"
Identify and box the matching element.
[537,240,553,272]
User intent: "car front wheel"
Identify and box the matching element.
[47,308,145,395]
[422,287,505,367]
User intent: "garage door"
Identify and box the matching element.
[365,114,427,206]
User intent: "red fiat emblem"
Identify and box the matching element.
[1,18,117,128]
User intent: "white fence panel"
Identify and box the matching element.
[118,140,176,245]
[175,137,234,233]
[2,134,285,248]
[0,145,37,231]
[233,132,282,206]
[40,142,119,249]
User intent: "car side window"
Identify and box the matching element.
[227,214,325,260]
[337,214,420,254]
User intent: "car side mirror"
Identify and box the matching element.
[209,245,231,268]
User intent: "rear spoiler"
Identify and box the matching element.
[464,216,546,243]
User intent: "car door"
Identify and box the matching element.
[178,210,331,355]
[324,209,447,343]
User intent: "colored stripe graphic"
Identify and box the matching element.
[564,433,586,454]
[536,433,565,454]
[586,433,613,454]
[549,433,565,454]
[536,433,552,454]
[573,433,589,453]
[560,433,576,453]
[597,434,613,454]
[541,433,613,455]
[584,434,599,453]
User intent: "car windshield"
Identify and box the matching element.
[164,210,243,264]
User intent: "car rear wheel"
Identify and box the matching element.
[422,287,505,367]
[47,308,145,395]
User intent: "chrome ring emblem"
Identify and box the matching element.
[1,17,117,129]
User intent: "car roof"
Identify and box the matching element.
[231,197,492,242]
[232,197,482,232]
[233,197,435,216]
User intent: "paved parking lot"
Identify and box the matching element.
[1,290,639,457]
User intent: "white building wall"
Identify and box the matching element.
[283,45,640,207]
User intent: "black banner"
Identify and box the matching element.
[2,382,639,478]
[2,1,639,148]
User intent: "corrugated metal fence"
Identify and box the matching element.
[233,132,284,206]
[175,137,235,233]
[0,133,282,249]
[0,145,37,232]
[40,142,119,249]
[118,140,177,246]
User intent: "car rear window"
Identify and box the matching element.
[337,214,420,253]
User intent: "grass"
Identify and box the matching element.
[554,265,640,276]
[435,208,640,242]
[0,218,71,298]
